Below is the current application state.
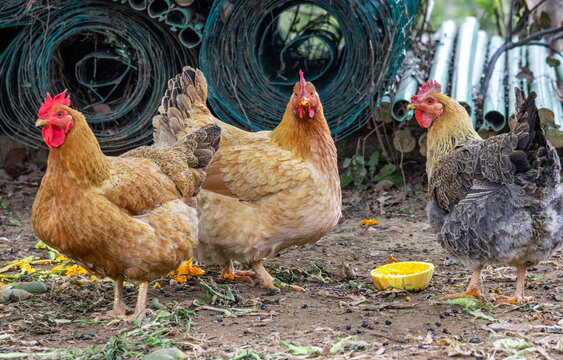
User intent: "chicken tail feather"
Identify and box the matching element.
[511,88,561,189]
[153,66,212,147]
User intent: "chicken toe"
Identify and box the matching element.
[494,265,534,305]
[443,267,483,300]
[221,260,254,282]
[250,261,305,291]
[94,279,130,320]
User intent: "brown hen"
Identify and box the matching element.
[153,67,342,291]
[32,91,221,320]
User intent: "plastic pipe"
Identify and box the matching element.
[392,65,418,122]
[165,7,192,31]
[428,20,457,92]
[179,25,202,48]
[451,17,479,115]
[129,0,147,10]
[148,0,171,21]
[482,35,506,131]
[506,37,523,123]
[469,30,488,127]
[527,45,554,127]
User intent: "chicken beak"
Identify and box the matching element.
[406,103,417,111]
[300,98,310,107]
[36,118,49,127]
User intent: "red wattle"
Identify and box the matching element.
[308,103,314,118]
[415,110,433,128]
[43,126,66,149]
[299,105,304,119]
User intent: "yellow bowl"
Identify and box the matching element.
[371,262,434,292]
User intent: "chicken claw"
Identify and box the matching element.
[221,261,254,282]
[442,267,483,300]
[494,265,534,306]
[94,278,131,321]
[250,261,305,292]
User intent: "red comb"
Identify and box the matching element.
[38,89,70,118]
[299,69,307,96]
[411,80,442,102]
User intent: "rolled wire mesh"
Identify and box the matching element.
[200,0,418,141]
[0,0,197,153]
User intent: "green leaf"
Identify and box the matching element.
[377,164,396,178]
[539,11,551,29]
[0,202,7,209]
[35,241,47,249]
[7,217,21,227]
[340,174,354,188]
[279,340,321,356]
[342,157,351,168]
[546,56,561,68]
[367,151,380,173]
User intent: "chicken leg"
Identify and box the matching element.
[251,261,304,292]
[127,282,149,322]
[221,260,254,282]
[94,277,131,320]
[495,264,534,305]
[443,266,483,300]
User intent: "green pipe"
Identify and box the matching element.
[482,35,506,132]
[129,0,147,10]
[165,7,192,31]
[179,25,202,48]
[451,17,479,115]
[469,30,488,127]
[428,20,457,92]
[507,37,523,124]
[527,45,554,127]
[392,63,418,122]
[148,0,171,21]
[547,63,562,129]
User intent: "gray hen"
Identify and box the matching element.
[411,85,562,304]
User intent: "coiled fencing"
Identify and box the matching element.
[0,0,198,153]
[0,0,418,151]
[200,0,418,140]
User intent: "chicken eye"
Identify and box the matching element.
[56,111,64,117]
[426,99,433,104]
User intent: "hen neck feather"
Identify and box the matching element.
[426,95,481,177]
[47,107,110,186]
[271,104,336,167]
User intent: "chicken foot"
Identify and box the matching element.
[494,264,534,305]
[221,260,254,282]
[443,266,483,300]
[250,261,304,292]
[95,277,130,320]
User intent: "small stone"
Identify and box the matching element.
[385,320,392,325]
[383,341,389,346]
[442,328,448,334]
[435,321,441,327]
[469,338,481,344]
[346,325,351,330]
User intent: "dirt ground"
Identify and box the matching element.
[0,169,562,359]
